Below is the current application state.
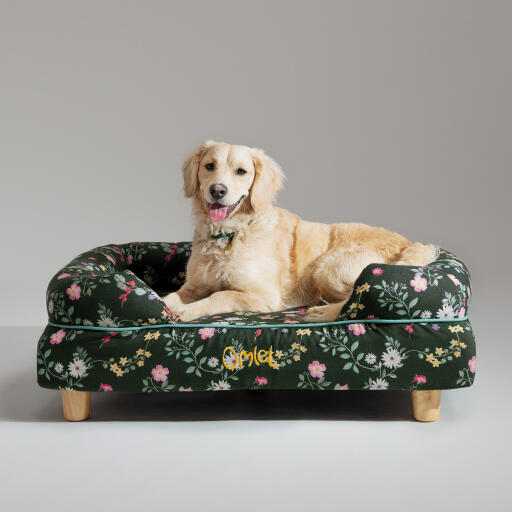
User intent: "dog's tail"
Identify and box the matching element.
[396,242,439,266]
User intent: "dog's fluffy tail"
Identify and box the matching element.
[396,242,439,267]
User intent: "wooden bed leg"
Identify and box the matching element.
[412,390,441,422]
[61,390,91,421]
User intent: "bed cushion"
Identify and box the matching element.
[38,242,476,392]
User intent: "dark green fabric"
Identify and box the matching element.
[37,320,476,392]
[338,249,471,322]
[46,242,190,328]
[45,242,470,328]
[38,241,476,392]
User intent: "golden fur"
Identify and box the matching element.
[164,141,437,322]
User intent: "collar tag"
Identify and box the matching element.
[211,232,236,242]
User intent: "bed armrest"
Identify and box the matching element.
[336,249,471,322]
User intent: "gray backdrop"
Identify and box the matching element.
[1,0,510,326]
[1,2,511,511]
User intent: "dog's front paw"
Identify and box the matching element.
[163,293,203,322]
[163,293,186,321]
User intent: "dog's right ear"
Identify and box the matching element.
[249,148,284,212]
[182,141,215,198]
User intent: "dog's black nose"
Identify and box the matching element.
[209,183,227,200]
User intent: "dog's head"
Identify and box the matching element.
[182,141,284,222]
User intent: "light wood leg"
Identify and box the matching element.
[61,390,91,421]
[412,390,441,422]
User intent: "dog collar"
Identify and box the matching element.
[211,232,236,242]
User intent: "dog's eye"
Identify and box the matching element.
[205,163,214,171]
[236,168,247,175]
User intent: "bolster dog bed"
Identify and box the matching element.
[37,241,476,421]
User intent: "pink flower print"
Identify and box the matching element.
[335,384,349,390]
[57,273,71,280]
[349,323,366,336]
[105,254,116,265]
[468,356,476,374]
[125,280,135,288]
[254,329,262,336]
[367,315,375,319]
[152,364,169,382]
[458,307,466,318]
[447,274,461,286]
[254,377,268,385]
[99,384,113,391]
[101,336,111,344]
[372,267,383,276]
[127,254,133,265]
[298,308,306,315]
[66,283,81,300]
[164,247,176,262]
[50,329,66,345]
[198,328,215,340]
[410,274,428,292]
[119,293,128,303]
[284,320,300,324]
[308,361,326,378]
[413,375,427,384]
[405,324,413,334]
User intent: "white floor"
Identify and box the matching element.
[0,326,508,512]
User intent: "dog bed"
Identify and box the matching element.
[37,241,476,421]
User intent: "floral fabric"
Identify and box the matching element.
[46,243,470,328]
[337,249,471,322]
[37,320,476,392]
[37,242,476,392]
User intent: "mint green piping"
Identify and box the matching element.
[48,315,469,332]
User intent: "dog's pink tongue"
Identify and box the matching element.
[209,204,229,221]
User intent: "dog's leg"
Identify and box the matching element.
[163,283,211,314]
[172,289,278,322]
[396,242,438,266]
[304,249,384,323]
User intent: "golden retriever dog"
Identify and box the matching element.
[164,141,437,323]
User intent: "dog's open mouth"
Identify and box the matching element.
[206,196,244,222]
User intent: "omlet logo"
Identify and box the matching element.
[222,346,279,370]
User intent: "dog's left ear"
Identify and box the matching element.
[249,148,284,212]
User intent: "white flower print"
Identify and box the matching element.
[420,310,432,319]
[67,358,87,378]
[365,353,377,365]
[54,362,64,374]
[223,351,237,368]
[381,348,403,369]
[97,315,116,327]
[207,357,219,368]
[211,380,231,391]
[437,304,455,319]
[369,378,389,390]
